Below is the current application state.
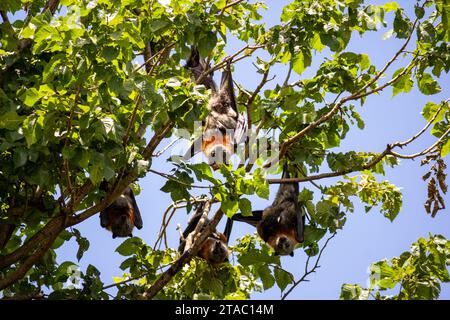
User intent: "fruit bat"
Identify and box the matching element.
[100,186,143,239]
[184,46,247,170]
[179,203,232,264]
[229,166,305,256]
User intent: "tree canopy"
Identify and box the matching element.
[0,0,449,300]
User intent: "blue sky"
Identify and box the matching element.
[51,0,450,299]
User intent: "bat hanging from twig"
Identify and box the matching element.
[183,46,247,170]
[100,185,143,239]
[229,165,305,256]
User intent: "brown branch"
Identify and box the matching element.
[195,45,264,85]
[281,233,336,300]
[0,10,10,24]
[0,224,15,251]
[390,127,450,159]
[154,205,177,250]
[246,66,273,130]
[143,208,224,299]
[267,146,393,184]
[183,200,212,252]
[143,42,153,74]
[43,0,60,15]
[263,18,421,168]
[0,225,61,290]
[134,42,176,74]
[142,120,174,158]
[392,98,449,148]
[122,95,142,147]
[148,168,213,189]
[219,0,246,15]
[267,104,450,185]
[0,215,65,270]
[352,17,419,97]
[152,137,181,157]
[350,57,419,101]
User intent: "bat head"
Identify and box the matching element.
[200,237,229,264]
[207,144,233,171]
[202,131,233,170]
[110,211,135,238]
[267,232,297,257]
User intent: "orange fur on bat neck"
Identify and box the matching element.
[201,134,233,154]
[266,228,299,250]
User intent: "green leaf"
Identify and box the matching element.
[257,265,275,290]
[392,68,413,96]
[340,284,364,300]
[222,199,239,217]
[292,51,306,75]
[238,198,252,216]
[359,54,370,71]
[0,111,25,130]
[13,149,27,168]
[21,88,43,107]
[418,73,442,95]
[384,2,399,12]
[421,102,444,123]
[441,139,450,158]
[274,267,293,292]
[115,237,143,256]
[198,32,217,57]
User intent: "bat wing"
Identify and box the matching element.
[295,204,305,243]
[220,60,237,113]
[126,187,143,230]
[99,210,110,228]
[233,114,248,146]
[293,179,305,243]
[182,203,206,239]
[231,210,264,228]
[178,204,207,253]
[280,165,304,243]
[186,46,217,92]
[183,136,203,161]
[223,218,233,244]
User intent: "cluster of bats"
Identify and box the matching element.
[100,47,305,264]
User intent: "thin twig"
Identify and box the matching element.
[263,17,420,168]
[281,233,336,300]
[143,208,224,299]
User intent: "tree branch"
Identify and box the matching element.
[143,208,224,299]
[281,233,336,300]
[263,18,420,168]
[392,98,448,148]
[0,226,61,290]
[43,0,60,15]
[195,45,264,85]
[390,127,450,159]
[0,215,64,271]
[267,145,393,184]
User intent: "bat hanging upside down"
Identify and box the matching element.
[230,165,305,256]
[100,186,143,239]
[184,46,247,170]
[179,203,232,264]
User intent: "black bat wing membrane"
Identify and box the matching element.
[230,210,263,228]
[227,166,306,254]
[125,187,143,230]
[219,60,237,113]
[279,166,305,244]
[186,46,217,92]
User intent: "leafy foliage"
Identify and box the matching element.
[341,234,450,300]
[0,0,449,300]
